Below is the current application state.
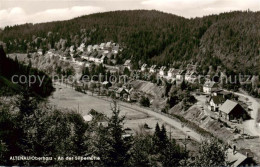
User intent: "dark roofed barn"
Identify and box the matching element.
[219,100,250,121]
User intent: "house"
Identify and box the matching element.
[159,66,167,76]
[83,114,93,122]
[47,49,55,55]
[203,81,218,94]
[89,52,97,62]
[81,54,90,61]
[93,53,107,64]
[124,60,132,70]
[37,49,43,55]
[211,90,232,99]
[105,42,112,49]
[226,148,255,167]
[185,71,198,83]
[141,64,147,72]
[87,45,93,52]
[219,100,249,121]
[93,45,99,51]
[70,46,75,53]
[101,55,108,64]
[77,43,85,52]
[167,68,175,78]
[116,88,131,101]
[186,64,197,72]
[149,65,157,73]
[208,95,225,111]
[176,70,185,80]
[100,43,105,50]
[102,81,112,88]
[75,57,84,65]
[112,45,119,54]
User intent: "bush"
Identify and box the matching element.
[140,96,150,107]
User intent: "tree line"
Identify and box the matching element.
[0,45,54,97]
[0,89,227,166]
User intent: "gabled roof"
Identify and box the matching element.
[124,60,131,66]
[150,65,157,69]
[112,45,119,51]
[141,64,147,68]
[105,42,112,47]
[210,95,225,105]
[102,81,109,85]
[176,69,185,75]
[160,66,167,71]
[219,100,240,114]
[116,88,129,94]
[204,81,217,88]
[168,68,175,73]
[226,149,247,167]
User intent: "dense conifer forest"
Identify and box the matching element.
[0,46,54,97]
[0,10,259,74]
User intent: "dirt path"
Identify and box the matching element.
[49,82,203,142]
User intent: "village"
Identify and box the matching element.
[35,42,259,126]
[15,41,260,166]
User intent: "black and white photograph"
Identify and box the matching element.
[0,0,260,166]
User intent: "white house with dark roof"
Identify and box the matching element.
[87,45,93,52]
[176,70,185,80]
[77,43,85,52]
[185,70,198,83]
[105,42,112,49]
[124,60,132,70]
[159,66,167,76]
[70,45,75,53]
[141,64,147,72]
[149,65,157,73]
[93,45,99,51]
[37,49,43,55]
[112,45,119,54]
[203,81,218,94]
[167,68,175,78]
[208,95,225,111]
[100,43,105,49]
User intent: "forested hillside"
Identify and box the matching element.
[0,46,54,97]
[0,10,259,73]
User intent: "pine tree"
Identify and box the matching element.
[159,125,168,149]
[95,100,132,166]
[194,138,227,167]
[152,123,161,153]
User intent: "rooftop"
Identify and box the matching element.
[226,149,247,167]
[219,100,239,114]
[204,81,217,88]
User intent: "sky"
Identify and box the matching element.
[0,0,259,28]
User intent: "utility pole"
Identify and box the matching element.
[182,135,189,166]
[78,103,80,114]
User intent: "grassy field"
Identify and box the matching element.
[49,82,193,142]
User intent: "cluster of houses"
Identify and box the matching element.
[79,42,120,65]
[203,81,249,122]
[139,63,197,82]
[43,42,121,66]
